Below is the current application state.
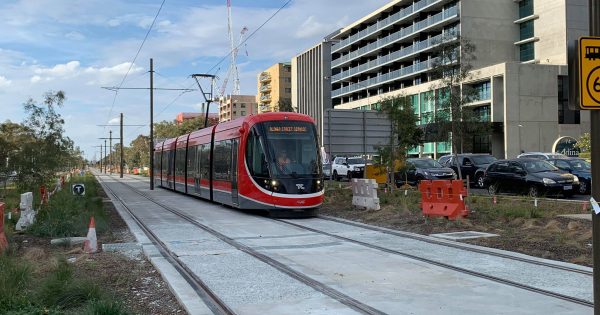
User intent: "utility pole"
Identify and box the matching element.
[150,58,154,190]
[104,140,107,174]
[120,113,124,178]
[591,1,600,313]
[109,130,113,175]
[100,144,103,173]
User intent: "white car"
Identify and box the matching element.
[331,156,366,181]
[517,152,569,160]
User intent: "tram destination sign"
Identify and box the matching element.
[267,125,308,133]
[579,36,600,109]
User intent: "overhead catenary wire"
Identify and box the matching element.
[104,0,167,130]
[124,0,293,141]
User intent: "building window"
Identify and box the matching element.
[241,104,246,108]
[558,76,580,124]
[241,111,246,116]
[473,81,491,101]
[519,20,534,40]
[473,105,491,122]
[519,42,534,61]
[285,88,291,93]
[473,136,491,153]
[519,0,533,19]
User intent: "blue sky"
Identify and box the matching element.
[0,0,389,160]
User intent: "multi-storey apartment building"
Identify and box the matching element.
[291,39,335,144]
[218,95,258,123]
[324,0,589,158]
[257,63,292,113]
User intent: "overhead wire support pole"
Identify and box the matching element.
[120,113,124,179]
[591,1,600,314]
[109,130,113,175]
[191,74,216,128]
[150,58,154,190]
[99,137,112,174]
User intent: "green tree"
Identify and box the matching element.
[428,36,492,179]
[154,116,219,140]
[376,95,422,188]
[575,133,590,152]
[17,91,80,188]
[276,99,294,112]
[127,135,150,168]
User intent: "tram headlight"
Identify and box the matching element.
[271,180,278,186]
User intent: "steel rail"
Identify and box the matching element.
[97,175,236,315]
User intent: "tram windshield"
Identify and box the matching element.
[258,121,320,178]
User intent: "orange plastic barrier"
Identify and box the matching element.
[418,180,468,220]
[0,203,8,253]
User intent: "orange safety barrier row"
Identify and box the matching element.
[418,180,468,220]
[0,203,8,253]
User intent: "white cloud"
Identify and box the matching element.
[296,16,328,39]
[30,75,41,83]
[108,117,120,124]
[34,60,81,77]
[0,75,12,87]
[107,19,120,27]
[65,31,85,41]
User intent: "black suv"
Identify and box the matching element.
[440,154,497,188]
[395,158,456,187]
[483,159,578,197]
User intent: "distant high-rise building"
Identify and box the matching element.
[218,95,258,122]
[257,63,292,113]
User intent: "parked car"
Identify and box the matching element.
[322,162,332,179]
[437,155,452,166]
[516,152,569,160]
[440,154,497,188]
[483,159,579,198]
[547,158,591,194]
[331,156,366,181]
[395,158,456,187]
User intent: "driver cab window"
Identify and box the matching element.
[246,128,269,178]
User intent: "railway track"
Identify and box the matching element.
[112,174,593,308]
[97,175,236,315]
[274,218,593,308]
[105,174,387,315]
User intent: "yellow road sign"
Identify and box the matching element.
[580,36,600,109]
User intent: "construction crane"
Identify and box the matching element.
[218,0,247,97]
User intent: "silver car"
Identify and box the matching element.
[322,162,332,179]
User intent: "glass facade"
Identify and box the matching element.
[558,76,580,124]
[519,0,533,18]
[519,20,534,40]
[519,42,535,61]
[473,81,491,101]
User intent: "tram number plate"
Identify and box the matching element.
[563,185,573,190]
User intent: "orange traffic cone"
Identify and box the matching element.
[83,216,98,253]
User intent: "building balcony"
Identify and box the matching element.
[332,0,445,53]
[332,5,458,68]
[331,31,457,83]
[260,84,272,92]
[259,73,271,82]
[331,58,438,98]
[260,95,271,102]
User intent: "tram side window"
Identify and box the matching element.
[187,145,197,177]
[246,129,269,177]
[162,151,168,174]
[175,147,186,177]
[154,152,161,174]
[199,144,210,179]
[213,140,232,181]
[168,150,175,175]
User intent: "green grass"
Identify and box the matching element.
[27,174,108,238]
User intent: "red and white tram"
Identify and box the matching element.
[153,112,324,214]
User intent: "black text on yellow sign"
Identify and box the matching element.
[580,36,600,109]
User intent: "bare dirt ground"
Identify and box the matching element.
[320,184,593,267]
[10,185,187,315]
